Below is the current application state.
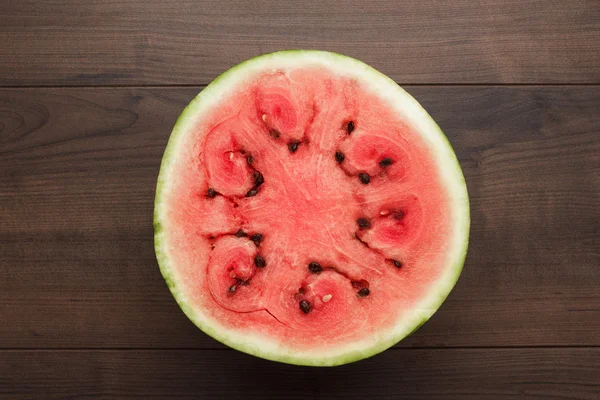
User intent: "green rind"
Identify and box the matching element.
[154,50,470,366]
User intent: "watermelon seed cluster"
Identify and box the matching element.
[204,113,410,318]
[298,260,372,311]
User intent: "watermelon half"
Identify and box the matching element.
[154,50,469,366]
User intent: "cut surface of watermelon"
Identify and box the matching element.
[154,51,469,366]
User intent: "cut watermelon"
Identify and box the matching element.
[154,51,469,366]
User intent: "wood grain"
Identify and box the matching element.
[1,1,599,86]
[0,348,598,399]
[0,86,598,349]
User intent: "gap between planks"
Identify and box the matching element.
[0,83,600,90]
[0,345,599,352]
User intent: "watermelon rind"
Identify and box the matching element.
[154,50,469,366]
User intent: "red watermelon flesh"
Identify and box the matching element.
[155,52,469,365]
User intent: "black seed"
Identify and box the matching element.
[346,121,355,134]
[335,151,345,163]
[253,171,264,186]
[246,155,254,165]
[250,233,263,246]
[228,285,237,293]
[235,230,247,238]
[393,259,403,268]
[245,188,258,197]
[379,157,393,167]
[299,300,311,314]
[235,277,243,285]
[269,129,280,139]
[288,142,300,153]
[358,172,371,184]
[357,218,371,230]
[254,255,266,268]
[393,210,406,220]
[357,288,370,297]
[206,188,217,198]
[308,262,323,273]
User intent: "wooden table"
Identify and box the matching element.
[1,1,599,399]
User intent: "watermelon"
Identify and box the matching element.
[154,50,469,366]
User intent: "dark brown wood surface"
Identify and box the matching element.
[1,1,599,399]
[2,349,599,399]
[1,0,600,86]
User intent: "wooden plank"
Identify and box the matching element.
[0,348,598,399]
[1,1,599,86]
[0,86,598,349]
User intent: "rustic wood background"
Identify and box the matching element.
[1,1,599,399]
